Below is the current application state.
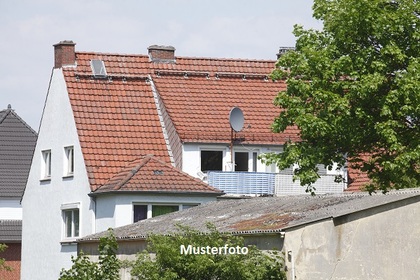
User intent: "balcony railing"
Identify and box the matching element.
[207,171,346,195]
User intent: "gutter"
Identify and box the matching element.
[88,190,224,197]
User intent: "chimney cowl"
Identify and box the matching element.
[148,45,176,63]
[54,40,76,69]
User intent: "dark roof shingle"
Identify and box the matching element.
[0,108,37,198]
[0,220,22,242]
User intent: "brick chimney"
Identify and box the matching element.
[53,40,76,68]
[148,45,175,63]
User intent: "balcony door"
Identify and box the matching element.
[235,152,249,171]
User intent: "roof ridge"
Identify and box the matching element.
[76,51,149,58]
[7,109,38,136]
[0,108,11,125]
[147,156,222,193]
[75,51,276,63]
[113,156,153,190]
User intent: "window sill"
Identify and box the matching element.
[61,238,78,245]
[40,177,51,182]
[62,174,74,179]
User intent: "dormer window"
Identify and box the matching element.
[64,146,74,177]
[90,59,107,78]
[41,150,51,180]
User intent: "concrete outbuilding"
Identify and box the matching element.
[80,189,420,280]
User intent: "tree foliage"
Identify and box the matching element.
[0,244,11,272]
[131,223,286,280]
[59,229,121,280]
[264,0,420,193]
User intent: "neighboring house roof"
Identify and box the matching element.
[0,106,37,198]
[79,189,420,241]
[0,220,22,242]
[94,155,222,195]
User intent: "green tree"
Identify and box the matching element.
[0,244,11,272]
[263,0,420,193]
[130,223,285,280]
[59,229,121,280]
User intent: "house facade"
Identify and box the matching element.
[20,42,222,280]
[79,189,420,280]
[0,106,37,280]
[21,40,361,279]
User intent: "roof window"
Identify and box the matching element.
[90,59,107,78]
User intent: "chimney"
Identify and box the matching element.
[276,47,295,59]
[53,40,76,68]
[148,45,175,63]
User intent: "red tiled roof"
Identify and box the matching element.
[95,155,222,194]
[64,53,170,191]
[61,50,299,192]
[153,74,299,144]
[346,154,372,191]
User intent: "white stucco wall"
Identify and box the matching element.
[95,193,216,232]
[182,143,281,177]
[21,68,93,280]
[284,198,420,280]
[0,199,22,219]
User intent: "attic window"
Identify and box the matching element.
[153,170,164,175]
[90,59,107,78]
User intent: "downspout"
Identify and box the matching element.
[91,196,96,234]
[288,250,295,279]
[281,230,295,279]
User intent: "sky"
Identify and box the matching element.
[0,0,322,130]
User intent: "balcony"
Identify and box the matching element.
[207,171,346,196]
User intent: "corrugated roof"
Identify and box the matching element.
[94,155,222,195]
[0,107,37,198]
[79,189,420,242]
[0,220,22,242]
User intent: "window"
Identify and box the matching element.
[235,152,249,171]
[60,203,80,241]
[253,152,258,172]
[201,150,223,172]
[152,205,179,217]
[64,146,74,176]
[63,209,79,238]
[133,205,148,223]
[133,204,194,223]
[90,59,107,78]
[41,150,51,179]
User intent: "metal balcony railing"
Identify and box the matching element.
[207,171,346,195]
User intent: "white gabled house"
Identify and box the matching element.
[22,41,364,279]
[21,41,221,280]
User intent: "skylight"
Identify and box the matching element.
[90,59,107,78]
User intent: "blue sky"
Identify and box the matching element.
[0,0,322,130]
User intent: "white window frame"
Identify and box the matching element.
[132,203,198,223]
[64,146,74,177]
[41,150,52,180]
[61,202,80,242]
[200,149,224,172]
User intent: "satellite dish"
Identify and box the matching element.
[229,107,244,132]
